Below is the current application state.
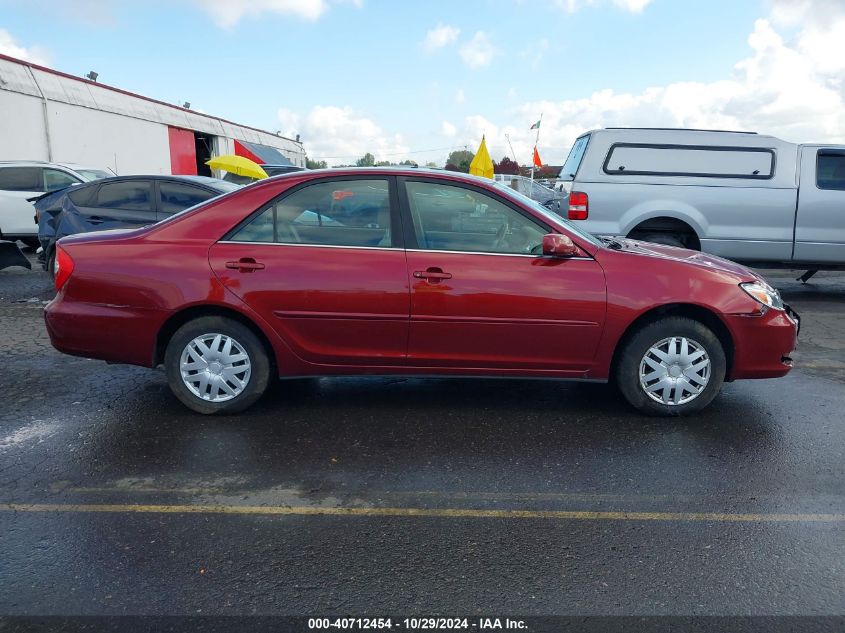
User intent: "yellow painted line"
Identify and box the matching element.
[1,503,844,523]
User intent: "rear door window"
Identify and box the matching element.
[43,169,81,192]
[817,151,845,191]
[95,181,153,210]
[229,179,394,248]
[0,166,43,192]
[159,181,217,215]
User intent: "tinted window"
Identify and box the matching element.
[0,166,42,192]
[67,185,96,206]
[603,144,774,178]
[817,151,845,191]
[230,179,392,248]
[43,169,81,192]
[95,181,152,210]
[159,181,216,214]
[405,181,546,255]
[559,135,590,181]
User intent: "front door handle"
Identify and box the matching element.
[413,267,452,282]
[225,257,265,272]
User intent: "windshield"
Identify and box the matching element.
[559,134,590,181]
[76,169,113,181]
[492,181,602,247]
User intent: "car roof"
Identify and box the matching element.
[0,160,105,170]
[51,174,236,193]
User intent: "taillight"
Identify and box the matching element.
[54,246,74,291]
[568,191,589,220]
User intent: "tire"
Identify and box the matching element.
[615,317,726,417]
[46,248,56,277]
[638,232,687,249]
[164,316,271,414]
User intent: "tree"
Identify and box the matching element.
[399,159,418,166]
[356,152,375,167]
[424,161,438,168]
[375,160,392,166]
[494,156,520,175]
[444,163,460,172]
[306,158,327,169]
[446,150,474,173]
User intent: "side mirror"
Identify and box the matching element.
[542,233,579,257]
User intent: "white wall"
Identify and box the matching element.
[47,101,171,174]
[0,90,50,161]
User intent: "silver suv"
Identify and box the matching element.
[0,161,112,246]
[556,128,845,275]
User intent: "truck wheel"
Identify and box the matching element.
[164,316,271,415]
[615,317,726,416]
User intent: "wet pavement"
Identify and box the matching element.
[1,252,843,618]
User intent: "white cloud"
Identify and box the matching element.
[423,24,460,52]
[195,0,359,27]
[474,6,845,165]
[278,105,408,166]
[459,31,498,69]
[0,29,49,65]
[555,0,652,13]
[441,121,457,137]
[455,88,466,104]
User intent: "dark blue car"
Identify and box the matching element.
[36,175,239,273]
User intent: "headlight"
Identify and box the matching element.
[740,281,784,310]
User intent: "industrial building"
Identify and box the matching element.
[0,53,305,176]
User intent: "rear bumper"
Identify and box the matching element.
[44,295,165,368]
[725,305,799,380]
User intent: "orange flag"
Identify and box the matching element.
[532,146,542,168]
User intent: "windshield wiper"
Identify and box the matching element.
[599,235,624,250]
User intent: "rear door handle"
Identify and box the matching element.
[413,268,452,282]
[226,258,265,272]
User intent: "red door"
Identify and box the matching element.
[401,179,606,374]
[209,177,409,367]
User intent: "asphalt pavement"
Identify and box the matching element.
[1,252,843,624]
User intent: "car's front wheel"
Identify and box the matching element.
[615,317,726,416]
[164,316,271,414]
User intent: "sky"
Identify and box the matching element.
[1,0,844,166]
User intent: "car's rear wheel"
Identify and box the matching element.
[164,316,271,414]
[615,317,726,416]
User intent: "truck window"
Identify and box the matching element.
[559,135,590,181]
[603,144,774,179]
[817,151,845,191]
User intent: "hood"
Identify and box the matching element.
[614,238,760,281]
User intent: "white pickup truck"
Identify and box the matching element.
[555,128,845,280]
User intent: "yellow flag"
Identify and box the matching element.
[469,135,495,179]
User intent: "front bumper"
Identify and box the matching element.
[726,304,799,380]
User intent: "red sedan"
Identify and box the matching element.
[45,168,798,416]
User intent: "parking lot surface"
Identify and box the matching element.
[1,254,843,617]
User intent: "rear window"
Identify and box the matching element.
[603,144,774,179]
[0,166,42,192]
[817,151,845,191]
[558,135,590,181]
